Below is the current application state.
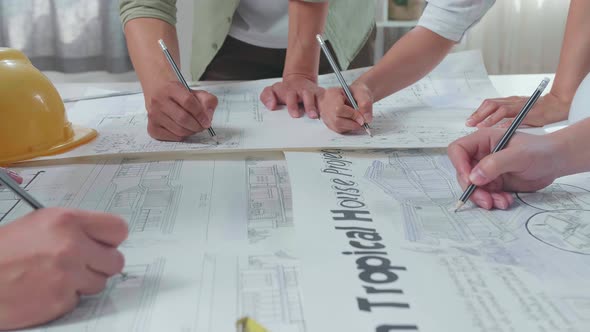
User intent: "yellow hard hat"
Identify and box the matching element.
[0,48,97,165]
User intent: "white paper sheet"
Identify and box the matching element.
[41,51,496,161]
[2,153,307,331]
[3,152,294,248]
[284,149,590,332]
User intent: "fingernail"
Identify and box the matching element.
[310,110,319,119]
[497,200,508,210]
[469,167,488,184]
[465,118,475,126]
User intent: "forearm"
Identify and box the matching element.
[551,118,590,177]
[550,0,590,105]
[355,27,454,102]
[283,0,329,80]
[124,18,180,95]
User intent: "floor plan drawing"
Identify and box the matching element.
[526,210,590,255]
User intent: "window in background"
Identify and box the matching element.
[0,0,132,73]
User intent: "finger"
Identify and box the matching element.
[147,121,183,141]
[0,168,23,184]
[468,188,494,210]
[448,136,480,182]
[499,119,514,128]
[160,99,203,133]
[78,211,129,247]
[469,148,524,187]
[477,105,516,128]
[157,106,202,137]
[168,85,211,128]
[301,90,319,119]
[326,117,363,134]
[77,268,109,295]
[83,240,125,276]
[286,91,303,118]
[193,91,218,120]
[260,86,279,110]
[466,99,502,127]
[490,192,511,210]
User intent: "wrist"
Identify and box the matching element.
[542,91,572,124]
[549,128,584,177]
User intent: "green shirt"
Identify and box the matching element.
[120,0,375,80]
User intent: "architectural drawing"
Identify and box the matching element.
[2,153,293,248]
[37,257,166,332]
[246,159,293,244]
[527,210,590,255]
[196,252,305,332]
[364,150,527,246]
[35,51,498,162]
[517,183,590,211]
[284,149,590,332]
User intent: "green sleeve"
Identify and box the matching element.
[119,0,178,27]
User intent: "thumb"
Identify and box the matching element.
[469,148,522,186]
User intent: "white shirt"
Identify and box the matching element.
[228,0,289,49]
[418,0,496,42]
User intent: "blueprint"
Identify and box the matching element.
[18,247,305,332]
[33,51,497,162]
[284,149,590,332]
[2,152,294,248]
[3,152,308,331]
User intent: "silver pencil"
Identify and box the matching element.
[158,39,218,143]
[316,34,373,137]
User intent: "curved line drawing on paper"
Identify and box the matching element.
[526,210,590,255]
[516,183,590,211]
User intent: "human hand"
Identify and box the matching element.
[448,128,563,210]
[260,73,324,119]
[144,82,218,141]
[0,208,128,330]
[0,168,23,185]
[317,82,374,134]
[465,92,570,128]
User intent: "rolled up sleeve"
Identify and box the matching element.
[119,0,178,27]
[418,0,495,42]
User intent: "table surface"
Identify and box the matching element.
[54,74,556,103]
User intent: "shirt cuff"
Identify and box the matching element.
[120,0,177,27]
[417,0,492,42]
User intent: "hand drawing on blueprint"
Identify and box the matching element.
[284,149,590,332]
[37,51,494,162]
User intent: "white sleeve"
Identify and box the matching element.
[417,0,495,42]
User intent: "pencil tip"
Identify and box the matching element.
[453,201,464,213]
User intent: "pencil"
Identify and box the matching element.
[316,34,373,137]
[0,169,128,279]
[0,169,44,209]
[158,39,218,144]
[454,77,551,212]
